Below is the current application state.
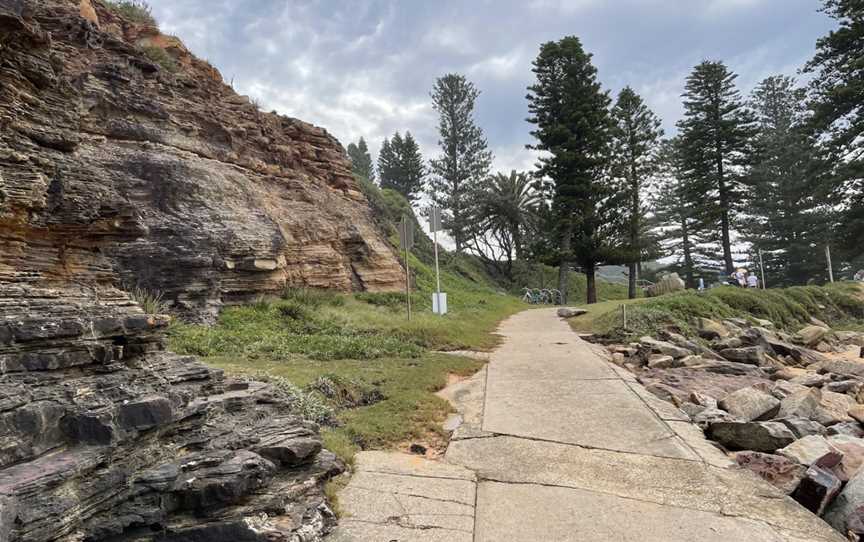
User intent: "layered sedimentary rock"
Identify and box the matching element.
[1,0,404,321]
[0,0,405,539]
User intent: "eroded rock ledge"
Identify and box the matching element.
[0,0,404,322]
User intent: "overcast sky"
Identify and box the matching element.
[149,0,834,175]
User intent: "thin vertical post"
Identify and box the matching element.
[826,245,835,284]
[433,228,441,314]
[622,304,627,330]
[758,249,767,290]
[405,242,411,320]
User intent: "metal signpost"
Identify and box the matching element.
[398,215,414,320]
[758,249,767,289]
[429,207,447,315]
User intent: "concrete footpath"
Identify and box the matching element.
[329,309,845,541]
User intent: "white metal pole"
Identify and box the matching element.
[433,228,441,314]
[758,249,766,290]
[826,245,835,283]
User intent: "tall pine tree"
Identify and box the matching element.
[677,61,755,276]
[744,76,827,286]
[428,74,493,253]
[377,132,425,203]
[805,0,864,272]
[610,86,664,298]
[526,36,620,304]
[652,138,709,288]
[346,137,375,182]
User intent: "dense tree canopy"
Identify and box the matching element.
[346,137,375,182]
[806,0,864,271]
[378,132,426,203]
[676,61,756,276]
[526,36,622,304]
[610,86,664,298]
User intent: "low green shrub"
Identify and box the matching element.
[594,283,864,341]
[140,45,177,72]
[106,0,156,25]
[252,373,335,425]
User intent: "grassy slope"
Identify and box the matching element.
[170,252,524,466]
[577,282,864,340]
[168,182,633,467]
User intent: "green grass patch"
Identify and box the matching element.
[588,283,864,341]
[204,352,484,464]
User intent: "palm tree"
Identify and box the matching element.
[472,170,540,277]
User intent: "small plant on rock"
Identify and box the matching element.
[140,45,178,73]
[128,286,167,315]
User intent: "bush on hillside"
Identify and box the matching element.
[105,0,156,25]
[595,284,864,341]
[140,45,177,72]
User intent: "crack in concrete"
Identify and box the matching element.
[350,484,475,508]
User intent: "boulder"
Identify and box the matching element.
[818,360,864,379]
[735,451,806,494]
[708,421,796,453]
[557,308,588,319]
[686,361,767,376]
[828,435,864,482]
[772,367,809,381]
[693,408,739,427]
[776,435,843,468]
[792,465,842,516]
[850,405,864,424]
[714,337,744,350]
[639,337,692,359]
[647,355,681,369]
[689,392,718,409]
[790,373,830,388]
[698,318,730,340]
[825,380,863,395]
[829,422,864,438]
[645,273,685,297]
[719,347,766,366]
[777,388,822,420]
[681,403,708,419]
[836,331,864,348]
[777,417,828,439]
[770,381,808,400]
[753,318,775,329]
[718,387,780,421]
[824,468,864,537]
[814,391,857,426]
[796,325,831,347]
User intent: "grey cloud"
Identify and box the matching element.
[149,0,833,172]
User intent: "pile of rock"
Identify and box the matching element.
[606,317,864,537]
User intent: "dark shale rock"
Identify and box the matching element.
[719,346,767,366]
[792,465,842,516]
[824,467,864,538]
[708,421,796,453]
[0,2,359,540]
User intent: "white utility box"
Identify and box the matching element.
[432,292,448,315]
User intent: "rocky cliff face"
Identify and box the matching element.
[1,0,404,322]
[0,0,404,539]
